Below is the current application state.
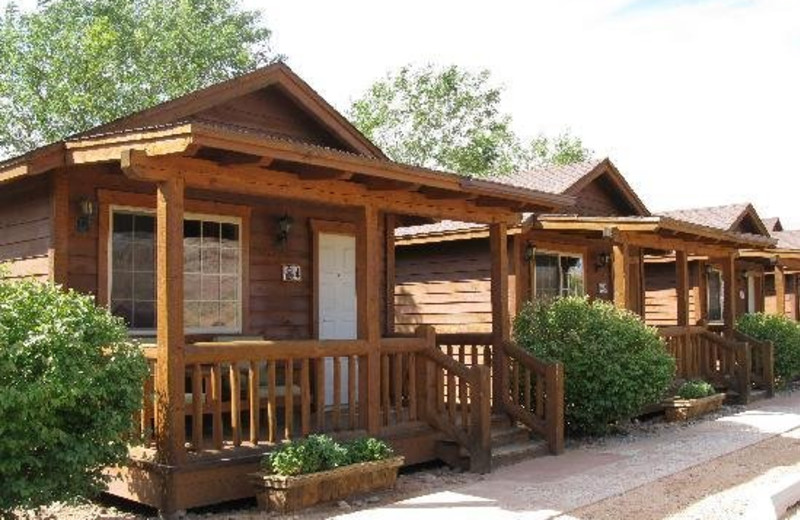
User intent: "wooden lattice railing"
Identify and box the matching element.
[501,341,564,455]
[659,326,752,401]
[732,330,776,398]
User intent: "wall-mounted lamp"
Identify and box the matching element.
[595,252,611,271]
[76,197,95,233]
[277,212,293,246]
[524,242,536,262]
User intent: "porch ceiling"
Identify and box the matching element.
[0,121,574,224]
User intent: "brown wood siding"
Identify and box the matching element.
[394,237,518,334]
[195,87,345,150]
[644,261,702,326]
[764,273,797,319]
[0,176,51,280]
[66,164,374,340]
[572,177,635,217]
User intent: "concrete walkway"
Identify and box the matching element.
[335,392,800,519]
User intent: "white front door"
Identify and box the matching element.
[747,274,757,314]
[318,232,357,405]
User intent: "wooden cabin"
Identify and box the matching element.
[395,167,777,405]
[743,226,800,320]
[394,158,650,333]
[647,204,780,326]
[0,63,568,514]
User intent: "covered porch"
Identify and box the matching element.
[524,215,776,403]
[60,123,569,513]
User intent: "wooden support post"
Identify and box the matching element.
[612,241,629,310]
[545,362,565,455]
[49,169,69,285]
[469,365,492,474]
[676,250,690,326]
[385,214,396,336]
[512,234,523,316]
[490,223,509,412]
[721,254,736,332]
[358,205,381,435]
[154,176,186,466]
[697,260,708,322]
[774,266,786,317]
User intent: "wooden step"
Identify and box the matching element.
[491,424,531,448]
[491,438,549,469]
[435,422,544,472]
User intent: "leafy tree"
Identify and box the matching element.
[0,278,148,515]
[349,64,591,176]
[0,0,281,157]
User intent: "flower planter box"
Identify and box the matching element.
[250,456,404,513]
[663,393,725,422]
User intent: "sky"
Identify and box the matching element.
[3,0,800,227]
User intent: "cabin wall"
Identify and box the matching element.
[0,175,52,281]
[765,273,798,320]
[65,164,383,340]
[572,177,633,217]
[395,238,496,334]
[643,261,702,326]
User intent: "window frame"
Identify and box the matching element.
[107,203,244,336]
[532,249,586,301]
[706,267,725,325]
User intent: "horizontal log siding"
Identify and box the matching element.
[395,238,515,334]
[0,176,51,281]
[644,261,701,326]
[66,164,370,339]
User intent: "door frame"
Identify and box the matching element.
[310,219,357,339]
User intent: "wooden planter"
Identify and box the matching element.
[250,456,404,513]
[663,393,726,422]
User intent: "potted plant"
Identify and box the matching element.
[250,434,404,513]
[663,379,726,422]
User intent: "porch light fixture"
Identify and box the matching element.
[595,252,611,271]
[277,212,293,246]
[524,242,536,262]
[76,197,95,233]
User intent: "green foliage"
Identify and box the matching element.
[737,312,800,384]
[263,435,394,477]
[676,379,716,399]
[0,279,148,514]
[0,0,281,156]
[349,64,590,176]
[344,437,394,464]
[513,297,675,436]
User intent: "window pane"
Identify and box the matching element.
[184,273,201,301]
[133,241,154,272]
[219,302,237,328]
[221,223,239,246]
[220,275,238,301]
[111,300,133,327]
[200,302,220,328]
[201,275,220,301]
[184,220,201,247]
[220,248,239,274]
[201,247,220,274]
[112,272,133,300]
[708,271,723,322]
[184,245,201,273]
[561,256,584,297]
[134,214,155,239]
[112,240,133,272]
[113,213,134,235]
[132,301,155,329]
[184,302,201,329]
[535,255,560,301]
[202,221,221,244]
[133,272,155,301]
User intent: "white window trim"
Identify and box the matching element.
[706,267,725,325]
[532,249,585,300]
[108,204,244,336]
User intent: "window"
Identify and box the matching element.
[533,252,584,301]
[110,209,241,333]
[707,268,724,323]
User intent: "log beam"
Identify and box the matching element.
[775,266,786,316]
[721,254,737,331]
[612,241,629,310]
[358,205,381,435]
[490,223,509,412]
[676,250,690,326]
[155,176,186,466]
[49,169,70,285]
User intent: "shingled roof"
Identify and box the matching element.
[660,203,770,237]
[763,217,784,232]
[489,159,606,195]
[773,230,800,250]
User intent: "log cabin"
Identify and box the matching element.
[741,226,800,320]
[0,63,568,514]
[396,166,777,405]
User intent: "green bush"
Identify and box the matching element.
[514,297,675,436]
[676,379,716,399]
[263,435,394,476]
[737,313,800,384]
[0,278,148,514]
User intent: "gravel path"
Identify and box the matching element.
[17,390,800,519]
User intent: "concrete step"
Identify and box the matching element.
[491,438,549,469]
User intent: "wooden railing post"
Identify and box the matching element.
[764,340,776,397]
[358,204,381,435]
[545,362,565,455]
[737,342,752,404]
[490,223,509,412]
[469,365,492,474]
[415,326,436,421]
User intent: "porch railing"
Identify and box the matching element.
[732,330,776,398]
[659,326,752,401]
